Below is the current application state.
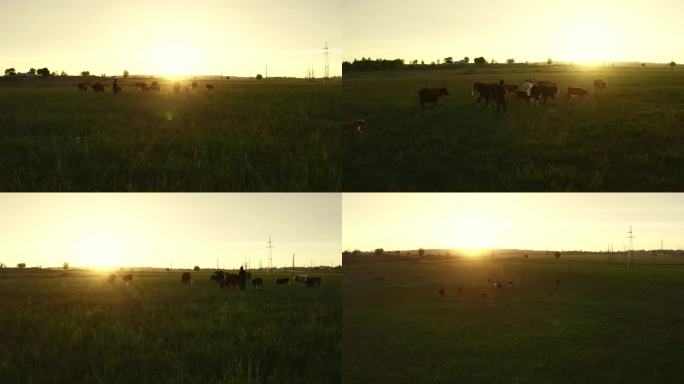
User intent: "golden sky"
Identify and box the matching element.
[0,194,341,269]
[343,194,684,252]
[344,0,683,64]
[0,0,341,77]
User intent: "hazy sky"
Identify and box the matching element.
[344,0,684,64]
[343,194,684,252]
[0,194,341,269]
[0,0,341,77]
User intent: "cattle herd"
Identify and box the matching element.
[420,78,607,111]
[437,276,561,298]
[77,79,216,93]
[105,270,323,290]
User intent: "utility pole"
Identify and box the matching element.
[627,226,635,268]
[292,252,295,272]
[323,42,330,80]
[267,236,274,273]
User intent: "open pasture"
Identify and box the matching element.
[0,77,341,191]
[0,269,341,383]
[342,66,684,191]
[343,257,684,383]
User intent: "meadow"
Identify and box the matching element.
[0,77,341,191]
[343,255,684,383]
[342,65,684,191]
[0,269,341,383]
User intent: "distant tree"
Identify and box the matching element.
[411,59,418,65]
[430,61,436,66]
[29,68,36,75]
[0,262,5,269]
[256,74,263,80]
[507,58,515,64]
[670,61,676,69]
[374,248,385,256]
[4,67,16,76]
[37,67,50,76]
[420,60,425,65]
[63,262,69,270]
[81,71,90,76]
[463,56,470,64]
[60,70,67,77]
[123,69,129,78]
[17,263,26,269]
[193,266,200,271]
[50,71,57,76]
[418,248,425,258]
[554,251,561,260]
[444,57,453,64]
[547,58,553,65]
[100,73,106,78]
[490,59,497,64]
[474,57,487,65]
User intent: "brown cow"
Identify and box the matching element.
[122,274,133,283]
[206,84,215,91]
[92,82,105,92]
[567,87,589,100]
[191,81,198,89]
[515,90,531,101]
[107,274,116,283]
[438,288,445,297]
[276,277,290,285]
[252,278,263,289]
[343,119,366,137]
[181,272,191,284]
[305,277,322,287]
[473,81,506,112]
[77,82,88,91]
[150,81,160,92]
[531,84,558,105]
[594,79,607,92]
[220,273,239,289]
[418,87,449,107]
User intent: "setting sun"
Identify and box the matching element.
[76,228,130,269]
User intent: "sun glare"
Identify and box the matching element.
[147,41,204,78]
[77,229,130,269]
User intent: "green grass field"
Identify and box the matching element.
[0,77,341,191]
[0,269,341,383]
[342,66,684,191]
[343,257,684,384]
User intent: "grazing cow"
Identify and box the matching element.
[343,119,366,137]
[473,81,506,112]
[210,270,225,282]
[107,274,116,283]
[206,84,215,91]
[122,274,133,283]
[495,280,502,289]
[191,81,198,89]
[77,82,88,91]
[508,281,513,287]
[276,277,290,285]
[294,274,308,284]
[181,272,191,284]
[172,82,181,93]
[594,79,607,92]
[252,278,263,289]
[112,78,122,94]
[515,90,531,101]
[92,82,105,92]
[504,84,519,94]
[220,274,239,289]
[438,288,445,297]
[305,277,322,287]
[418,87,449,107]
[556,279,560,285]
[530,84,558,105]
[567,87,589,100]
[150,81,160,92]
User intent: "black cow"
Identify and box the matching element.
[473,81,506,112]
[107,274,116,283]
[418,87,449,107]
[567,87,589,100]
[305,277,322,287]
[210,270,225,282]
[276,277,290,285]
[252,278,263,289]
[122,274,133,283]
[206,84,215,91]
[515,90,531,102]
[191,81,198,89]
[530,84,558,105]
[77,82,88,91]
[220,274,239,289]
[181,272,191,284]
[438,288,445,297]
[92,82,105,92]
[294,274,308,284]
[150,81,160,92]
